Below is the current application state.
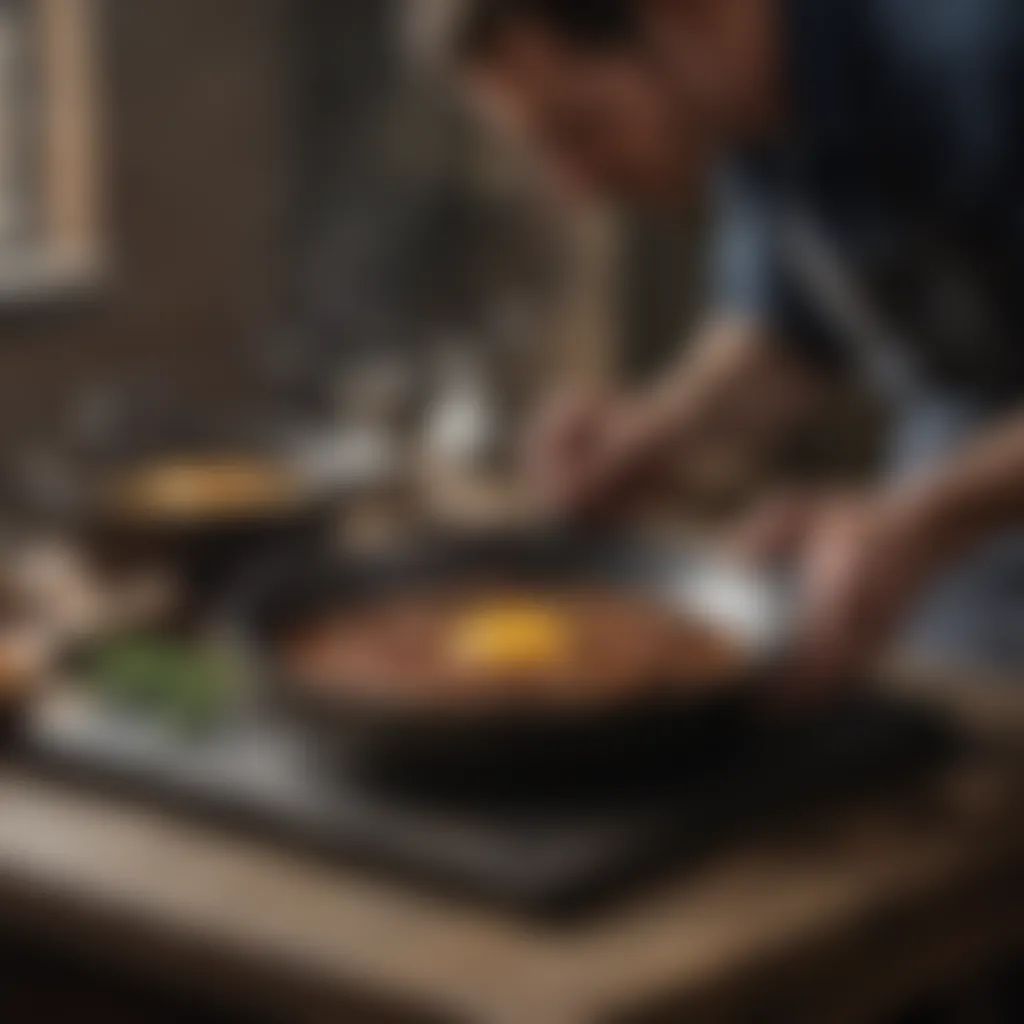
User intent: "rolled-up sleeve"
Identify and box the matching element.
[711,174,847,373]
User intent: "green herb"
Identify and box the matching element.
[89,636,238,735]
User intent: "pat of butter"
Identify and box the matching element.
[451,605,572,670]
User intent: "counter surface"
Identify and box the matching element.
[0,669,1020,1024]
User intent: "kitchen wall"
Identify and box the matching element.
[0,0,878,507]
[0,0,292,455]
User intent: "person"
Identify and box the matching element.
[434,0,1024,697]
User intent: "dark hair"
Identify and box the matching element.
[453,0,639,61]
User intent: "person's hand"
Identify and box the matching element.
[523,388,662,520]
[729,490,948,703]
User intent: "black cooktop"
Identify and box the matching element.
[21,691,958,918]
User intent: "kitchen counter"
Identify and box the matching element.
[0,668,1020,1024]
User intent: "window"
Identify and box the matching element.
[0,0,104,304]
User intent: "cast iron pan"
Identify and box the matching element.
[234,532,792,793]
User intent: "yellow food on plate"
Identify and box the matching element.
[450,603,574,672]
[108,458,303,523]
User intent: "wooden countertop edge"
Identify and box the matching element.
[0,671,1018,1023]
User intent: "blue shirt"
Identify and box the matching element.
[715,0,1024,402]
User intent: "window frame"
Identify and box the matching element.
[0,0,105,308]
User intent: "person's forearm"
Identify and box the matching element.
[628,316,827,461]
[892,411,1024,565]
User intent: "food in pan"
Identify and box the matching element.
[106,458,303,525]
[451,603,574,671]
[279,586,744,710]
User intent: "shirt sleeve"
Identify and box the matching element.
[710,173,847,373]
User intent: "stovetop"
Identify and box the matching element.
[20,691,959,918]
